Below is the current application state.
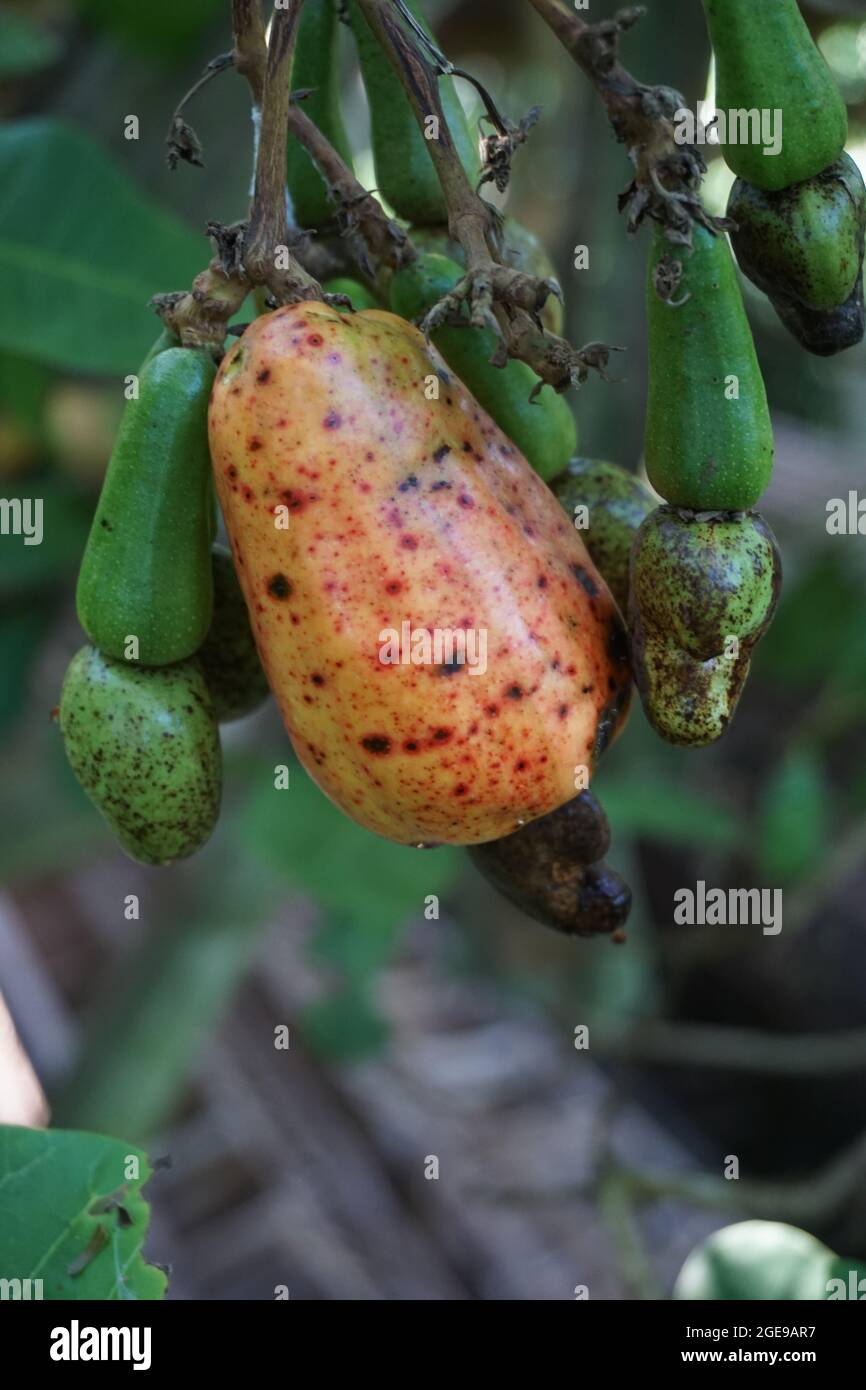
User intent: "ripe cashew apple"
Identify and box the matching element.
[208,303,631,846]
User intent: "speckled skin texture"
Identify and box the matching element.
[198,546,271,722]
[60,645,221,865]
[468,791,631,937]
[552,458,656,614]
[209,303,631,846]
[628,508,782,747]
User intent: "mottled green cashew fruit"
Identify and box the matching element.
[346,0,480,224]
[286,0,354,228]
[198,546,270,723]
[322,275,382,310]
[59,645,222,865]
[411,218,566,336]
[552,458,656,613]
[629,508,782,747]
[702,0,847,192]
[645,225,774,511]
[728,153,866,356]
[468,791,632,938]
[390,251,576,482]
[76,347,216,665]
[140,326,180,369]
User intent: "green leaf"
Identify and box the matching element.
[300,985,391,1061]
[238,764,461,973]
[756,749,830,882]
[75,0,223,62]
[0,119,206,375]
[0,11,61,77]
[758,552,866,692]
[0,1125,167,1300]
[0,475,93,598]
[0,599,56,736]
[674,1221,866,1301]
[0,350,51,430]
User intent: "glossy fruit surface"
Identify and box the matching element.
[60,645,221,865]
[390,252,577,482]
[76,346,216,664]
[209,302,631,846]
[703,0,847,191]
[645,225,774,511]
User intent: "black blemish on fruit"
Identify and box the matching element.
[362,735,391,754]
[608,615,630,667]
[257,368,271,383]
[323,410,342,430]
[515,759,528,772]
[462,441,472,453]
[227,465,238,480]
[582,683,593,694]
[454,784,467,796]
[433,444,451,463]
[537,575,547,588]
[311,674,325,687]
[438,659,464,677]
[571,563,600,598]
[430,480,452,492]
[404,739,420,752]
[507,684,524,700]
[249,437,263,452]
[267,574,292,600]
[558,703,569,719]
[281,489,303,511]
[432,727,452,744]
[398,475,419,492]
[593,685,630,764]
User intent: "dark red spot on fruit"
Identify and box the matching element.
[432,728,452,744]
[385,580,402,595]
[362,735,391,755]
[515,760,528,772]
[323,410,342,430]
[307,334,323,347]
[227,464,238,480]
[281,489,304,512]
[537,575,548,588]
[311,674,325,687]
[403,739,420,753]
[558,703,569,719]
[401,534,418,550]
[486,704,499,717]
[507,684,523,700]
[256,369,271,383]
[458,493,474,508]
[267,574,292,600]
[453,784,467,796]
[249,437,263,452]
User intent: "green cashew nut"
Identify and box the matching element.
[59,645,222,865]
[702,0,847,192]
[728,153,866,356]
[629,508,782,747]
[322,275,382,311]
[552,458,656,613]
[390,251,576,482]
[645,225,774,512]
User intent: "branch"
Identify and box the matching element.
[243,1,322,303]
[165,51,234,170]
[356,0,615,394]
[231,0,268,108]
[287,94,414,274]
[527,0,722,246]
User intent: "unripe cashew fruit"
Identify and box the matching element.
[645,225,774,512]
[76,346,216,665]
[208,303,631,847]
[322,276,382,311]
[629,508,782,747]
[469,790,631,937]
[702,0,848,192]
[59,645,222,865]
[286,0,354,229]
[728,153,866,357]
[390,252,577,482]
[198,546,270,723]
[552,458,656,614]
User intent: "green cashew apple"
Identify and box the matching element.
[629,508,782,747]
[198,546,270,723]
[702,0,848,192]
[286,0,354,229]
[322,276,382,311]
[469,791,631,937]
[390,252,577,482]
[645,225,774,511]
[208,302,631,847]
[59,645,222,865]
[76,346,216,665]
[552,459,656,613]
[729,153,866,356]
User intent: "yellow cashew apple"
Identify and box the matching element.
[208,303,630,846]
